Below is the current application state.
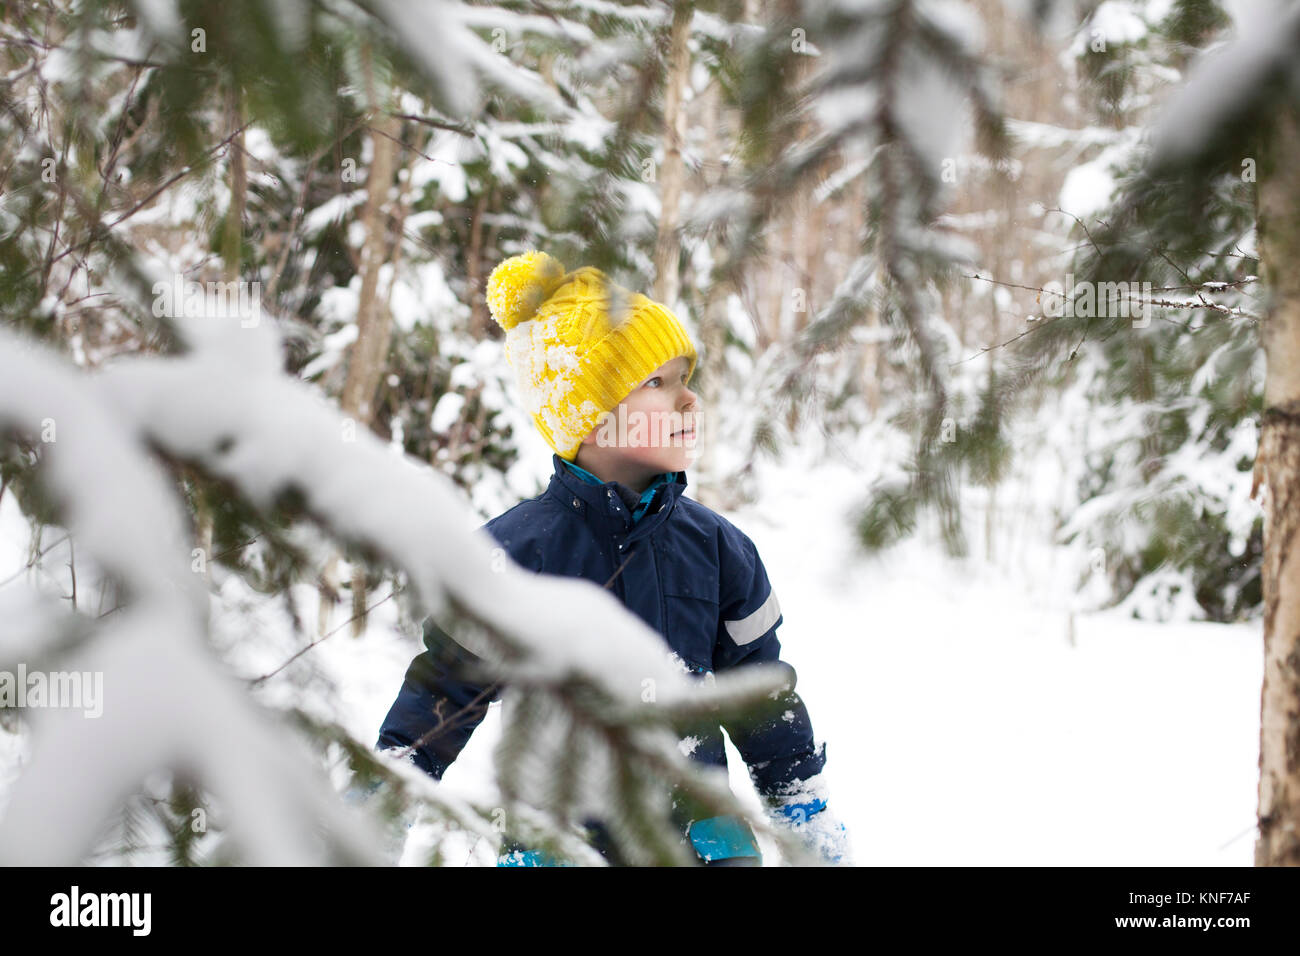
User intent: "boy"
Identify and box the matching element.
[376,251,850,866]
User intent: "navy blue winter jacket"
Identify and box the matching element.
[376,452,827,862]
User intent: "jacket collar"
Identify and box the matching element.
[547,452,688,538]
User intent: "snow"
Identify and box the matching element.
[561,110,617,153]
[1057,141,1134,221]
[388,431,1263,865]
[918,0,985,54]
[301,191,368,234]
[720,442,1261,865]
[297,321,358,380]
[480,129,530,180]
[456,5,598,45]
[0,305,1265,863]
[408,133,475,203]
[0,308,792,865]
[899,47,972,182]
[1005,119,1130,150]
[365,0,477,117]
[431,391,465,433]
[0,325,386,865]
[1148,0,1300,169]
[130,0,185,49]
[1071,0,1150,55]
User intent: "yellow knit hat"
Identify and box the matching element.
[485,250,698,461]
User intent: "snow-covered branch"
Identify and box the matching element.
[0,301,800,864]
[0,324,386,865]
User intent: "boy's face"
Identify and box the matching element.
[575,355,700,490]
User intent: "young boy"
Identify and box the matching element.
[375,250,850,866]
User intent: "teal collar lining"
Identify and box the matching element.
[562,459,677,523]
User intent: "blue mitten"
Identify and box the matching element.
[770,797,853,866]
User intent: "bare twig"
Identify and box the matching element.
[249,584,404,686]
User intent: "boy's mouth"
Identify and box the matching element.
[668,412,699,443]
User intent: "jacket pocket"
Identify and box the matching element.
[656,537,721,672]
[661,587,719,672]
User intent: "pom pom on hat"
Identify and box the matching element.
[486,250,568,331]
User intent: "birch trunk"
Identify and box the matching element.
[323,110,401,637]
[694,80,730,511]
[652,0,691,308]
[340,115,401,425]
[1254,103,1300,867]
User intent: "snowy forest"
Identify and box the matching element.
[0,0,1297,867]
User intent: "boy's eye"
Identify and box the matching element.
[644,371,687,389]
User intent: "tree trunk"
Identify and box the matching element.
[652,0,692,307]
[467,188,490,338]
[196,84,245,582]
[694,79,730,511]
[325,103,401,638]
[1254,103,1300,867]
[340,114,401,425]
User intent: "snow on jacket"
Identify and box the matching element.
[375,452,828,862]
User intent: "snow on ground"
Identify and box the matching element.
[358,436,1263,866]
[0,426,1263,865]
[723,441,1262,866]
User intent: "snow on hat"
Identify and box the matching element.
[485,250,698,461]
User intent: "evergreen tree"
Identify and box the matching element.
[1014,0,1262,623]
[0,0,844,867]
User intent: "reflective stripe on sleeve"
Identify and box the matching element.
[723,589,781,646]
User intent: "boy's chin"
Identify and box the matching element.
[620,447,693,474]
[652,448,697,472]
